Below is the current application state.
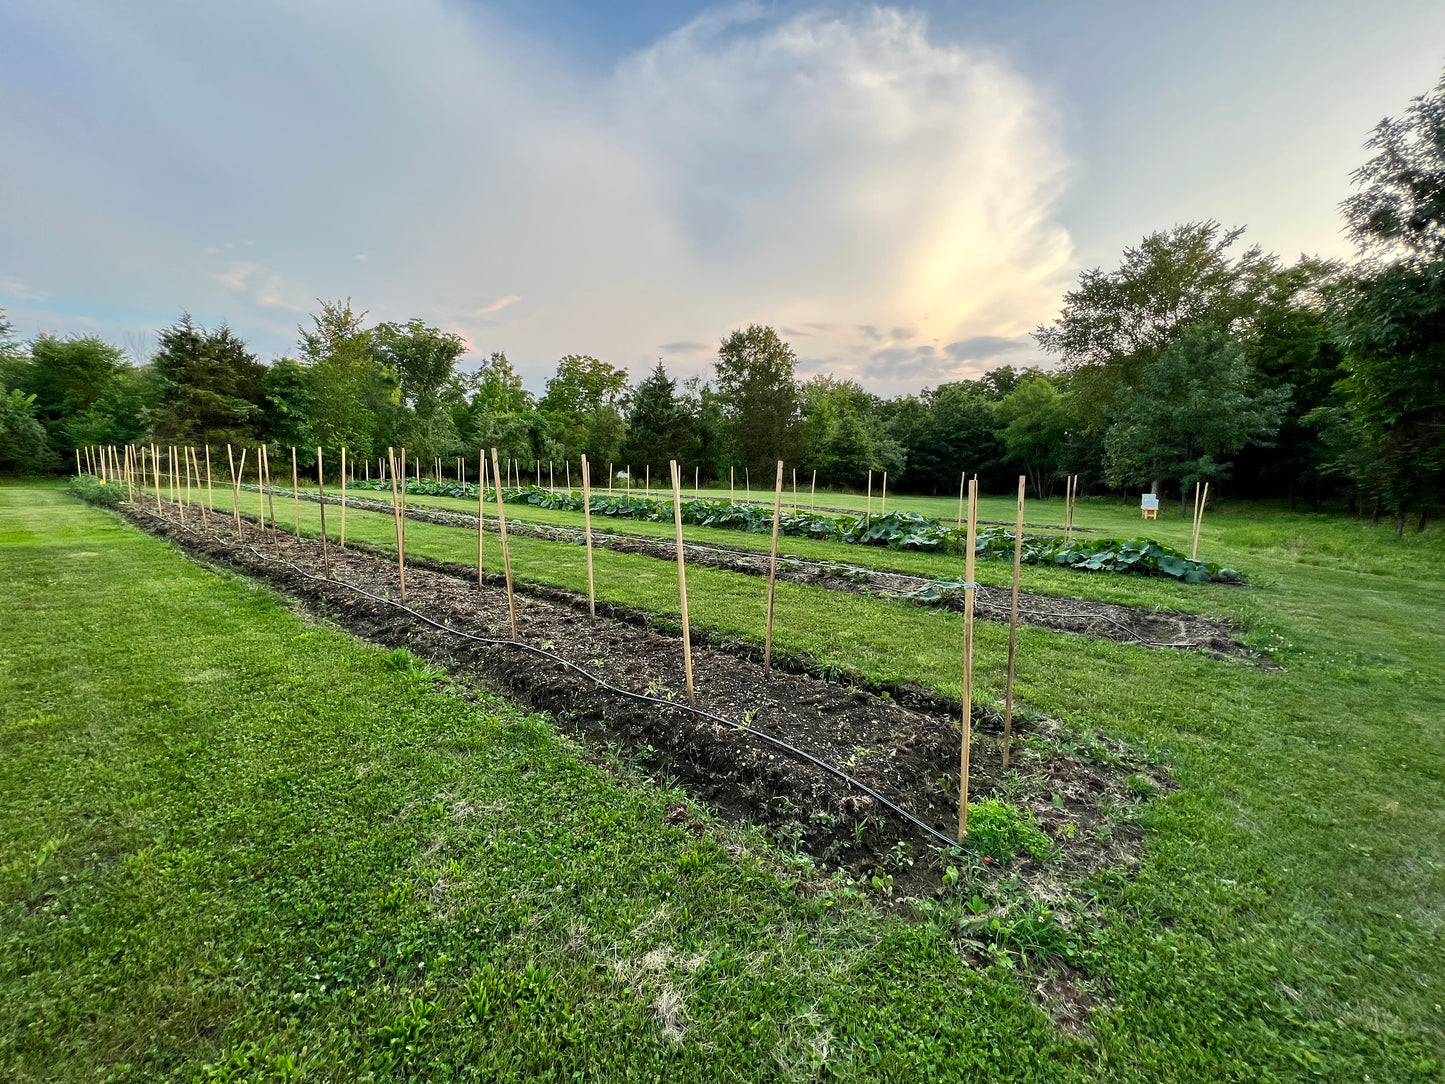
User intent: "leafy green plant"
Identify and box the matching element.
[965,800,1056,864]
[66,475,126,508]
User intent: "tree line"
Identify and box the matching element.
[3,69,1442,531]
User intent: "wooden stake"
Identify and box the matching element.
[866,470,873,518]
[400,447,409,574]
[958,477,979,841]
[386,447,406,602]
[670,460,696,707]
[694,465,699,499]
[150,445,161,514]
[75,448,83,478]
[316,448,331,575]
[792,467,797,510]
[581,454,596,617]
[184,445,194,511]
[263,445,278,533]
[291,448,301,537]
[745,467,750,500]
[645,464,650,497]
[566,460,571,492]
[810,469,816,511]
[490,447,518,639]
[958,472,965,529]
[607,461,613,495]
[1191,482,1209,560]
[339,446,347,549]
[729,466,735,505]
[226,445,243,537]
[881,470,887,515]
[549,459,554,492]
[169,446,177,506]
[203,445,214,517]
[476,450,486,586]
[1002,475,1025,769]
[191,448,207,527]
[764,460,784,669]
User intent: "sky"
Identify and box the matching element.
[2,1,1443,394]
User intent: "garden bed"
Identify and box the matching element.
[122,500,1169,900]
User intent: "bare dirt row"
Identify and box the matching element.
[124,500,1168,899]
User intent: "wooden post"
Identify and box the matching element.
[168,446,177,506]
[866,470,873,518]
[535,458,540,488]
[191,448,207,527]
[400,447,409,573]
[1191,482,1209,560]
[645,464,650,497]
[581,454,596,617]
[386,447,406,601]
[226,445,244,537]
[203,445,214,517]
[958,477,979,841]
[549,459,554,492]
[75,448,83,478]
[476,450,486,586]
[670,461,696,707]
[151,445,162,515]
[339,446,348,549]
[566,460,571,492]
[792,467,797,510]
[263,446,278,533]
[729,466,735,505]
[490,448,518,639]
[184,445,194,511]
[745,467,750,501]
[764,460,784,669]
[810,469,816,511]
[316,448,331,575]
[290,448,301,537]
[958,472,965,529]
[1002,475,1025,769]
[607,461,613,495]
[626,467,631,497]
[695,465,700,499]
[881,470,887,515]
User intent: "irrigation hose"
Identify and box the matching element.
[155,509,964,852]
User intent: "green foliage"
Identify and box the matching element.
[715,325,802,474]
[296,300,390,462]
[149,314,268,446]
[373,319,466,465]
[621,361,695,479]
[0,384,54,474]
[994,375,1074,498]
[966,799,1056,863]
[65,473,126,507]
[1103,323,1290,505]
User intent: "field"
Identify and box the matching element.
[4,478,1444,1081]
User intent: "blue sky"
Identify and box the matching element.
[2,1,1443,393]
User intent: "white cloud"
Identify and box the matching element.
[0,2,1071,389]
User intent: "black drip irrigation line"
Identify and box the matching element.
[157,512,964,853]
[246,484,1204,651]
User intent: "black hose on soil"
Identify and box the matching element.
[156,511,965,852]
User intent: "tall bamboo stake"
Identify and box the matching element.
[339,447,348,549]
[204,445,214,516]
[958,477,979,841]
[810,469,816,511]
[866,470,873,518]
[387,447,406,601]
[263,445,277,533]
[958,472,965,528]
[670,460,696,707]
[645,464,650,497]
[1191,482,1210,560]
[764,460,784,669]
[490,448,517,638]
[566,460,571,492]
[881,470,888,515]
[792,467,797,510]
[745,467,750,501]
[184,445,194,510]
[226,445,244,537]
[291,448,300,538]
[729,466,735,505]
[476,450,486,586]
[581,454,596,617]
[607,462,613,495]
[316,448,331,576]
[151,444,162,515]
[1002,475,1026,769]
[75,449,83,478]
[168,446,177,506]
[190,448,206,527]
[400,447,409,573]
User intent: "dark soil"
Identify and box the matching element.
[277,488,1249,659]
[123,502,1170,901]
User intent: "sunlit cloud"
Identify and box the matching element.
[0,2,1072,390]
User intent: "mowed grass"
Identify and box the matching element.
[5,480,1445,1080]
[2,483,1073,1082]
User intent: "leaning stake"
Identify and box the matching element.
[670,460,696,707]
[316,447,331,576]
[764,460,784,669]
[1002,475,1025,769]
[958,477,979,841]
[490,447,518,639]
[581,454,597,617]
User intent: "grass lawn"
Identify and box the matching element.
[5,479,1445,1080]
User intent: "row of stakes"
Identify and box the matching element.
[79,441,1049,843]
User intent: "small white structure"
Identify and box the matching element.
[1141,492,1159,520]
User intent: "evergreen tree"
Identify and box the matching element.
[714,325,802,474]
[150,314,268,446]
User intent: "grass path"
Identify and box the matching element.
[6,480,1445,1080]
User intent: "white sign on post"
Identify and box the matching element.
[1141,493,1160,510]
